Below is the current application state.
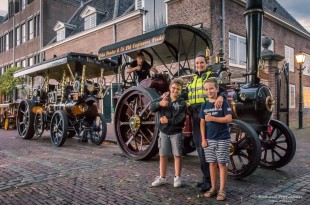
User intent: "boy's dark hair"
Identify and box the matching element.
[170,78,184,89]
[204,78,219,89]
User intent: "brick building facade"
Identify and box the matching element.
[1,0,310,127]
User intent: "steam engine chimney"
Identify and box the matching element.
[244,0,264,86]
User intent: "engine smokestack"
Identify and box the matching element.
[244,0,264,86]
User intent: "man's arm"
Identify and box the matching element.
[126,65,141,73]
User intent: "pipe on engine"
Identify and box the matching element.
[244,0,264,86]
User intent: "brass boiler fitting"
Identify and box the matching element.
[61,70,66,102]
[99,68,104,98]
[45,74,49,93]
[29,77,33,99]
[80,65,86,97]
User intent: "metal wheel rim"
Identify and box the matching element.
[115,89,157,158]
[17,101,30,137]
[51,113,65,145]
[228,123,258,176]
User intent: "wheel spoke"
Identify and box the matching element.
[139,102,151,117]
[139,129,151,144]
[273,130,283,141]
[275,144,287,151]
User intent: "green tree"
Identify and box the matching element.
[0,67,21,96]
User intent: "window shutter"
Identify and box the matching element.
[239,38,246,66]
[90,14,96,28]
[229,34,237,64]
[136,0,143,9]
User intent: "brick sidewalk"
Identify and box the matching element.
[0,127,309,204]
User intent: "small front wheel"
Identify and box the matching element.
[89,113,107,145]
[50,111,68,147]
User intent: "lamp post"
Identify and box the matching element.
[295,50,306,129]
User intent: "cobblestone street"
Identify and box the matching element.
[0,127,309,205]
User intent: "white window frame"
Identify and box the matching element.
[285,45,294,72]
[56,28,66,42]
[21,23,26,43]
[28,56,34,67]
[5,33,9,51]
[84,14,96,30]
[22,0,27,10]
[303,86,310,108]
[229,33,246,68]
[21,59,26,68]
[28,19,34,40]
[16,27,21,46]
[289,84,295,108]
[303,53,310,76]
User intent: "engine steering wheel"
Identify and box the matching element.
[121,62,137,87]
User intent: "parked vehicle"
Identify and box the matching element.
[13,53,117,146]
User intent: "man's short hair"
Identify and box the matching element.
[137,52,144,58]
[170,78,184,89]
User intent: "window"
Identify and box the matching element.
[9,30,13,49]
[21,59,26,67]
[21,23,26,43]
[16,27,21,46]
[143,0,167,32]
[84,14,96,30]
[36,14,40,36]
[16,61,21,67]
[303,54,310,76]
[28,57,34,66]
[28,19,34,40]
[56,28,65,42]
[21,0,26,10]
[229,33,246,68]
[289,84,295,108]
[304,87,310,108]
[285,45,294,72]
[5,34,9,51]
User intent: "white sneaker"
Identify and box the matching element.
[174,176,182,188]
[151,176,167,187]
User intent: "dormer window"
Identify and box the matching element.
[80,6,106,31]
[85,14,96,30]
[57,28,65,42]
[53,21,76,42]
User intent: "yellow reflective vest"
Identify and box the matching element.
[187,71,212,105]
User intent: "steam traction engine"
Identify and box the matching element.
[220,0,296,178]
[97,0,296,179]
[14,53,117,147]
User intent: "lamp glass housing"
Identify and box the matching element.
[296,50,306,64]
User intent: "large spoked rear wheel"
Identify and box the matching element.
[88,113,107,145]
[259,119,296,169]
[50,110,68,147]
[17,100,35,139]
[114,87,160,160]
[228,119,261,179]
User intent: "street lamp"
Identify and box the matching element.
[295,50,306,129]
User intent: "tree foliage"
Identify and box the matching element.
[0,67,21,95]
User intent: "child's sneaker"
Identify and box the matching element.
[174,176,182,188]
[151,176,167,187]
